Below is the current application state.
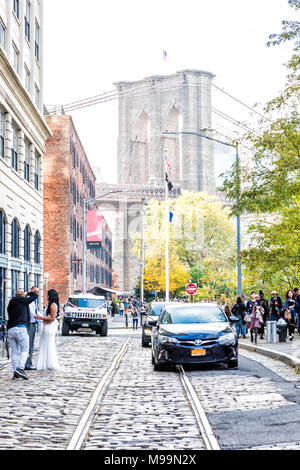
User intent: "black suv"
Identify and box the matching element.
[142,302,166,347]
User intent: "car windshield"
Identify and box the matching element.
[67,298,105,309]
[149,304,166,316]
[161,306,228,324]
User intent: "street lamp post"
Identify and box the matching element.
[82,189,130,295]
[163,130,242,297]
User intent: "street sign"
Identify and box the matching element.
[186,283,197,295]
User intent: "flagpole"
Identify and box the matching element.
[164,149,170,302]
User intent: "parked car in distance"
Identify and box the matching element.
[62,293,108,337]
[142,301,167,347]
[151,303,238,370]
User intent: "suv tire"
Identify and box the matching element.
[61,319,70,336]
[100,321,108,337]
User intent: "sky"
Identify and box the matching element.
[43,0,296,185]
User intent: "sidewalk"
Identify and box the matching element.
[239,333,300,368]
[108,314,143,330]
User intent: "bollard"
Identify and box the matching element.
[267,321,277,343]
[266,321,272,343]
[271,321,277,343]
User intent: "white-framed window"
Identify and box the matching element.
[24,139,30,181]
[0,110,4,159]
[35,20,40,61]
[11,124,18,171]
[13,0,20,19]
[24,64,30,92]
[0,19,5,49]
[34,84,40,108]
[12,42,19,73]
[25,0,30,42]
[34,151,39,189]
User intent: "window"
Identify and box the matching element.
[34,152,39,189]
[35,20,40,61]
[0,268,5,320]
[24,65,30,92]
[24,272,29,293]
[0,211,5,254]
[11,270,18,298]
[34,231,40,264]
[24,139,30,181]
[11,124,18,171]
[0,19,5,49]
[34,84,40,108]
[24,0,30,42]
[12,42,19,73]
[24,225,30,261]
[11,218,19,258]
[34,274,40,289]
[0,110,4,158]
[13,0,19,19]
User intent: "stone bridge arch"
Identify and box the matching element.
[115,69,216,194]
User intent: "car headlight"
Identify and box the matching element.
[159,335,178,345]
[101,313,108,319]
[218,332,236,345]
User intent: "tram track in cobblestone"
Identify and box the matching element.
[67,337,220,451]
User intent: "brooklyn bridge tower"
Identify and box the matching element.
[115,69,216,193]
[108,69,216,292]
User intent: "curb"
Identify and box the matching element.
[239,341,300,368]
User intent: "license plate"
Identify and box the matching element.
[82,323,89,328]
[191,349,206,356]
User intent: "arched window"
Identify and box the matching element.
[0,211,5,255]
[11,218,19,258]
[34,231,40,264]
[24,225,31,262]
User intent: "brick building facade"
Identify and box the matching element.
[43,115,112,304]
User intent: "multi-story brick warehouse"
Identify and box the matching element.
[43,115,113,304]
[0,0,51,319]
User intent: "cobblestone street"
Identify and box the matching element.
[2,326,300,450]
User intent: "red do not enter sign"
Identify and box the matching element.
[186,283,197,295]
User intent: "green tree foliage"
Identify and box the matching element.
[220,0,300,289]
[132,191,238,300]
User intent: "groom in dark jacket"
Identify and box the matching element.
[7,290,38,380]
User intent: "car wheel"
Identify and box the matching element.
[228,359,238,369]
[61,320,70,336]
[100,321,108,337]
[152,352,166,371]
[142,335,149,347]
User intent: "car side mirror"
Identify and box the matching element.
[148,320,158,326]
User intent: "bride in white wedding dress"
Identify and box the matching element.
[35,289,60,371]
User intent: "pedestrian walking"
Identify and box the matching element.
[224,305,232,321]
[34,289,60,371]
[270,291,283,321]
[249,304,263,344]
[7,290,38,380]
[125,301,132,328]
[285,289,297,341]
[231,296,246,338]
[132,307,138,330]
[257,290,269,339]
[119,301,124,316]
[24,286,40,371]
